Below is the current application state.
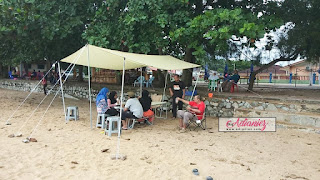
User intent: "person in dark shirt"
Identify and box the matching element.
[169,74,185,118]
[106,91,119,116]
[230,70,240,84]
[139,90,154,122]
[222,70,240,92]
[31,70,37,79]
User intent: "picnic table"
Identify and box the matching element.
[114,101,167,118]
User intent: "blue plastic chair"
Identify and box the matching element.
[133,76,145,87]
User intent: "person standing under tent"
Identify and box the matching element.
[139,90,154,123]
[106,91,120,116]
[169,74,185,118]
[121,91,143,130]
[42,72,48,95]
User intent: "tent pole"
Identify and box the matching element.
[140,68,143,96]
[87,44,92,129]
[163,71,169,101]
[190,70,200,101]
[58,62,67,122]
[116,57,126,159]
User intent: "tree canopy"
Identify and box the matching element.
[0,0,96,66]
[83,0,280,86]
[1,0,319,88]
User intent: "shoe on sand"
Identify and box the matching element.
[179,128,186,133]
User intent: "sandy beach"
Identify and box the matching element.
[0,88,319,180]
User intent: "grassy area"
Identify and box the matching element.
[257,79,311,84]
[237,78,316,84]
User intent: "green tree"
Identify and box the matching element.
[246,0,320,90]
[84,0,280,86]
[0,0,96,79]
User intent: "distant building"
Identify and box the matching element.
[238,65,286,80]
[27,63,49,73]
[281,59,319,76]
[238,60,320,81]
[13,62,50,78]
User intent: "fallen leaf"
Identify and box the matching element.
[190,163,196,165]
[101,149,109,153]
[71,161,78,164]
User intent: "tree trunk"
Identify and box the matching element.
[2,65,8,78]
[0,63,3,77]
[24,63,29,75]
[247,54,299,90]
[116,70,122,85]
[46,60,51,73]
[156,47,166,87]
[181,48,194,87]
[77,66,84,82]
[248,72,256,90]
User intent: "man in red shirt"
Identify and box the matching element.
[176,95,205,132]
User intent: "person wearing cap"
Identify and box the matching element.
[121,91,143,130]
[169,74,185,118]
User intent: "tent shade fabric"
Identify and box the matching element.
[61,45,200,70]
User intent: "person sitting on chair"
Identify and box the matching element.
[96,87,109,114]
[230,70,240,84]
[176,95,205,132]
[222,70,240,92]
[139,90,154,123]
[106,91,120,116]
[121,91,143,130]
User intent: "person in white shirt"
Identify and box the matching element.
[121,91,143,130]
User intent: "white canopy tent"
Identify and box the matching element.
[60,44,200,159]
[61,44,199,70]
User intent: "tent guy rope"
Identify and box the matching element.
[5,62,57,125]
[14,47,85,136]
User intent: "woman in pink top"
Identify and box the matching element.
[106,91,119,116]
